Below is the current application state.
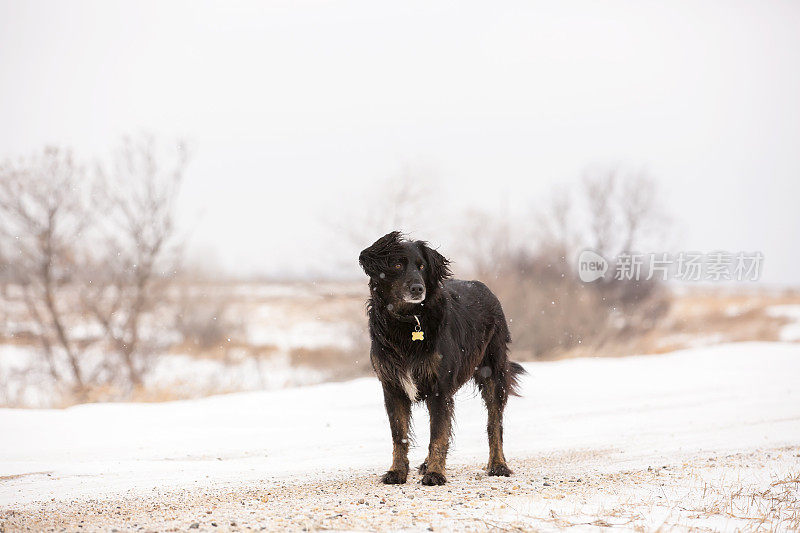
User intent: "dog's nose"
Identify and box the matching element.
[410,283,425,298]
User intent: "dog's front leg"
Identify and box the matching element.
[381,384,411,484]
[421,394,453,485]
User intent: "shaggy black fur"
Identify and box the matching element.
[359,231,525,485]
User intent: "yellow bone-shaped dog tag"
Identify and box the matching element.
[411,315,424,341]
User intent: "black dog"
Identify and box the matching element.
[359,231,525,485]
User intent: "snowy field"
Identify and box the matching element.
[0,282,367,407]
[1,342,799,531]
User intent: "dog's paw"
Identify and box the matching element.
[417,461,428,475]
[487,463,513,477]
[420,471,447,486]
[381,470,407,484]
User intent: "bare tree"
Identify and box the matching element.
[82,136,187,387]
[0,148,94,394]
[461,168,671,359]
[334,164,439,249]
[0,139,188,404]
[459,209,514,281]
[581,168,667,259]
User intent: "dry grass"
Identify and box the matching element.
[688,469,800,531]
[548,287,800,360]
[289,346,372,381]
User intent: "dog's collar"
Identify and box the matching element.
[386,307,420,324]
[385,309,425,341]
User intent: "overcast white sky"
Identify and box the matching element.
[1,0,799,282]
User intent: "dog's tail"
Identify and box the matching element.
[506,361,527,397]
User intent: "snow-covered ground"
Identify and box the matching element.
[1,342,799,531]
[0,345,329,407]
[767,304,800,341]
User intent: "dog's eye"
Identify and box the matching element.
[419,264,425,270]
[394,263,402,270]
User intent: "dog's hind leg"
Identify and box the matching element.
[477,333,513,476]
[481,377,512,476]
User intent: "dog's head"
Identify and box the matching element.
[359,231,451,309]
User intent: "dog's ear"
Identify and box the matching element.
[417,241,452,286]
[359,231,403,278]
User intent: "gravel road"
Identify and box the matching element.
[2,447,798,532]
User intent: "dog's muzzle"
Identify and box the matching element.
[403,283,426,303]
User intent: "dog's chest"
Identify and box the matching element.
[399,352,442,401]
